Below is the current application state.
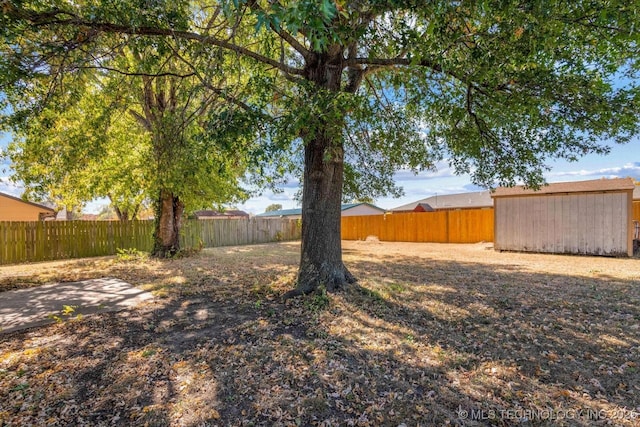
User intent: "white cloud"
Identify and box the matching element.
[546,162,640,181]
[392,160,455,181]
[0,176,22,196]
[278,178,301,189]
[267,192,295,201]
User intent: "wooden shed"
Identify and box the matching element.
[492,178,635,257]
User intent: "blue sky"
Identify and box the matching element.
[2,131,638,214]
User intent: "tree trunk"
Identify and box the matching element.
[288,133,356,297]
[109,194,138,221]
[286,54,356,297]
[113,205,129,221]
[65,207,74,221]
[151,190,184,257]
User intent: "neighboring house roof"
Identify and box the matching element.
[0,191,56,213]
[193,209,249,218]
[414,203,435,212]
[491,178,635,198]
[340,202,386,213]
[391,191,493,212]
[634,185,640,200]
[256,203,385,217]
[225,210,250,217]
[256,207,303,217]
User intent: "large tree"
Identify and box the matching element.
[1,9,257,256]
[114,49,253,256]
[2,1,639,293]
[5,59,253,255]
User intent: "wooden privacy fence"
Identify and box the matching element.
[180,218,301,249]
[633,200,640,222]
[341,209,494,243]
[0,220,154,264]
[0,218,301,265]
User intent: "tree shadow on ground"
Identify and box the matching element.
[1,246,639,426]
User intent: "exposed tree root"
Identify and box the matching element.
[283,262,357,300]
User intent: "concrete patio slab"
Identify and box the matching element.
[0,277,154,334]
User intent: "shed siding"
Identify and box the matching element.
[495,192,630,256]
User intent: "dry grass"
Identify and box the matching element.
[1,241,639,426]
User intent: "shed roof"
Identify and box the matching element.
[491,178,635,198]
[0,191,56,212]
[391,191,493,212]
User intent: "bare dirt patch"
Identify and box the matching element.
[1,241,639,426]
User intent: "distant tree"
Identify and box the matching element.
[265,204,283,212]
[136,203,156,221]
[96,204,118,221]
[350,197,374,205]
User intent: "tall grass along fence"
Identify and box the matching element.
[341,209,494,243]
[0,218,301,265]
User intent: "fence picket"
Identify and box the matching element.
[0,218,301,265]
[341,209,494,244]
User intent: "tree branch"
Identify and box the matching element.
[352,55,511,97]
[166,43,269,119]
[10,5,306,77]
[78,65,196,79]
[466,84,498,144]
[129,109,152,132]
[245,0,311,59]
[274,26,311,60]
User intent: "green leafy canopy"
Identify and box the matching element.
[2,0,639,200]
